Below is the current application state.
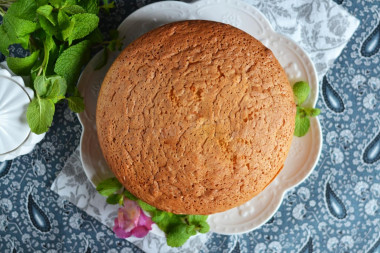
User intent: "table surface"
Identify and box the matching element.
[1,0,379,252]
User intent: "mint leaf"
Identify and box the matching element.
[36,0,49,6]
[26,97,55,134]
[151,211,165,223]
[61,19,75,41]
[0,26,13,56]
[100,0,115,13]
[166,224,191,247]
[38,15,58,36]
[63,0,77,6]
[46,76,67,102]
[45,37,60,76]
[37,5,57,26]
[197,221,210,233]
[188,215,208,225]
[54,40,90,85]
[78,0,98,14]
[67,13,99,44]
[293,81,310,105]
[96,177,122,197]
[304,108,321,117]
[137,200,157,212]
[294,113,310,137]
[0,0,37,54]
[67,96,84,113]
[6,51,40,76]
[62,5,86,14]
[49,0,63,8]
[123,190,138,201]
[7,0,37,21]
[186,225,197,236]
[58,9,70,28]
[3,14,37,40]
[106,193,123,205]
[34,76,48,96]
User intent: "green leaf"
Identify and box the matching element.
[36,0,49,7]
[49,0,63,8]
[166,224,192,247]
[294,113,310,137]
[188,215,208,225]
[292,81,310,105]
[46,76,67,102]
[44,37,60,76]
[63,0,77,7]
[304,108,321,117]
[151,211,165,223]
[62,5,86,14]
[26,97,55,134]
[0,26,13,56]
[154,212,183,234]
[67,96,84,113]
[67,13,99,44]
[100,0,115,14]
[96,177,122,197]
[3,14,37,41]
[106,194,123,205]
[6,51,40,76]
[137,200,157,212]
[58,9,70,28]
[61,19,75,41]
[37,5,57,26]
[54,39,90,85]
[78,0,98,14]
[186,225,196,236]
[197,221,210,233]
[7,0,37,21]
[38,15,58,36]
[123,190,138,201]
[34,76,48,96]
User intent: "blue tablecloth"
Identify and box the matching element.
[0,0,379,252]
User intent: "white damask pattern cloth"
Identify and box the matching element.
[51,0,359,252]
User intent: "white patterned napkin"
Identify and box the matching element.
[51,0,359,252]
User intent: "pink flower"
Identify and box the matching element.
[113,199,153,238]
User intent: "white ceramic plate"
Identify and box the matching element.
[77,0,322,235]
[0,63,46,162]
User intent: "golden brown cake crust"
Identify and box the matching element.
[96,20,296,215]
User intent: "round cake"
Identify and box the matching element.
[96,20,296,215]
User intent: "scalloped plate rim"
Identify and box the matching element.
[77,0,323,235]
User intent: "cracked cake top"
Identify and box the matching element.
[96,20,296,215]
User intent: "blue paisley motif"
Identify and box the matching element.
[322,76,345,113]
[361,22,380,57]
[363,131,380,164]
[367,236,380,253]
[0,160,12,178]
[325,182,347,219]
[299,237,313,253]
[28,194,51,232]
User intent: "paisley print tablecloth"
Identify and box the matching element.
[1,0,380,252]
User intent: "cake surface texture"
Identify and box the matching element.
[96,20,296,215]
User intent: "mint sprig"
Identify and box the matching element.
[0,0,118,134]
[128,189,210,247]
[96,177,122,197]
[292,81,321,137]
[96,178,210,247]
